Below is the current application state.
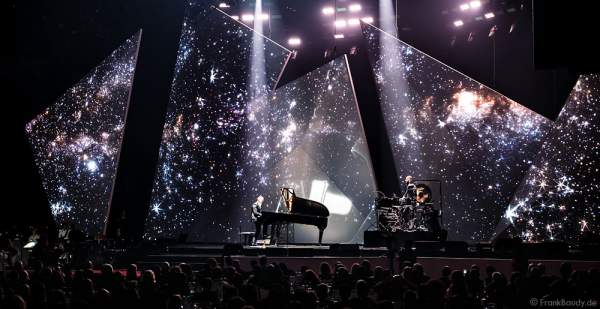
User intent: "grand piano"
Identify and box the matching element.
[257,188,330,245]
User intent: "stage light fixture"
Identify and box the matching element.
[288,37,301,46]
[348,18,360,26]
[334,19,347,28]
[241,14,254,22]
[469,1,481,8]
[349,4,362,12]
[361,16,374,23]
[484,12,495,19]
[334,33,345,39]
[218,3,230,8]
[231,15,239,20]
[322,6,335,15]
[488,25,498,37]
[454,20,464,27]
[450,35,457,47]
[460,3,470,10]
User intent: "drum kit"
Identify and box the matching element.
[376,183,436,233]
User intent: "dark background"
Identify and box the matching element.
[11,0,597,241]
[13,0,186,239]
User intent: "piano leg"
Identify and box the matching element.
[262,223,269,239]
[270,224,277,244]
[318,228,324,245]
[254,221,262,244]
[275,224,282,243]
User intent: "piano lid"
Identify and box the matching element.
[280,187,330,217]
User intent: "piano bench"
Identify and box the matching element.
[239,232,255,245]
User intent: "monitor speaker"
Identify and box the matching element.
[329,244,360,256]
[223,243,244,255]
[364,231,387,247]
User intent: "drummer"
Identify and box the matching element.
[403,175,417,202]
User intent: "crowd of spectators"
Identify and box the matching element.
[2,251,599,309]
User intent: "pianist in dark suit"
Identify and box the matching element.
[251,195,264,244]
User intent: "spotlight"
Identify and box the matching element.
[241,14,254,22]
[469,1,481,8]
[460,3,470,10]
[349,4,362,12]
[484,12,495,19]
[334,19,347,28]
[334,33,345,39]
[322,6,335,15]
[231,15,239,20]
[288,37,301,46]
[348,18,360,26]
[454,20,464,27]
[259,13,269,20]
[218,3,230,8]
[361,16,374,23]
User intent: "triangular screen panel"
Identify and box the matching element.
[502,74,600,243]
[362,23,552,241]
[231,55,377,243]
[26,32,141,236]
[144,5,290,241]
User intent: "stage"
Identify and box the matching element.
[104,242,600,276]
[18,0,599,253]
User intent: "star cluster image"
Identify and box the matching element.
[25,32,140,236]
[235,56,376,243]
[144,4,290,241]
[504,74,600,243]
[362,24,553,241]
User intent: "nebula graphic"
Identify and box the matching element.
[362,23,553,241]
[26,32,140,236]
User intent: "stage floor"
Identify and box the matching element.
[112,242,599,276]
